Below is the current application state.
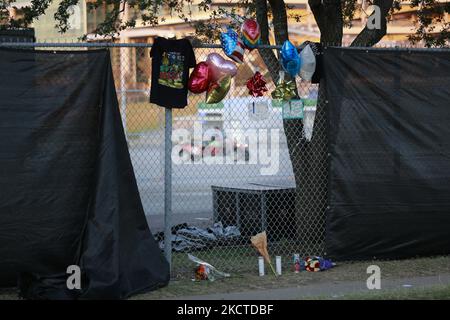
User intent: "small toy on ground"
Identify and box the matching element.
[303,256,336,272]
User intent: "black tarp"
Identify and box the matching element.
[324,47,450,260]
[0,48,169,299]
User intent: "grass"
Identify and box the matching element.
[125,101,200,134]
[169,240,324,277]
[130,255,450,300]
[126,102,198,133]
[126,102,161,133]
[1,255,449,300]
[124,97,316,134]
[326,285,450,300]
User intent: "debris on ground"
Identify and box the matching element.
[188,253,230,281]
[155,222,241,252]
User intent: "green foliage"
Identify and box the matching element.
[0,0,448,47]
[342,0,358,28]
[1,0,52,29]
[408,0,450,47]
[194,5,244,43]
[55,0,80,32]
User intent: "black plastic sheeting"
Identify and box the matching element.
[0,48,169,299]
[324,47,450,260]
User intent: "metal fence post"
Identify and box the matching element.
[119,41,128,133]
[164,107,173,271]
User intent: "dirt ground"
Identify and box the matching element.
[1,255,449,300]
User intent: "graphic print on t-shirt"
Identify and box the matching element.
[158,51,185,89]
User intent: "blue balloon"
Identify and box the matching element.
[220,28,244,63]
[220,28,237,56]
[280,40,301,77]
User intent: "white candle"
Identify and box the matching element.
[258,256,265,276]
[276,256,282,275]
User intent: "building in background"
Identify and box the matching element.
[11,1,449,44]
[10,0,87,41]
[78,0,448,92]
[7,0,448,132]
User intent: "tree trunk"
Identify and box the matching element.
[255,0,339,254]
[267,0,289,44]
[309,0,343,45]
[256,0,313,252]
[256,0,394,255]
[297,1,343,254]
[255,0,280,82]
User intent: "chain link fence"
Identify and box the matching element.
[0,42,327,278]
[110,44,326,277]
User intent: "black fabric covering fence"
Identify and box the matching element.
[0,48,169,299]
[324,47,450,260]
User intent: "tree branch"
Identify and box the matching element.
[268,0,290,44]
[351,0,394,47]
[255,0,280,82]
[255,0,270,43]
[308,0,343,45]
[308,0,324,31]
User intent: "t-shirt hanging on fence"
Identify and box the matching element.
[150,37,196,108]
[324,47,450,260]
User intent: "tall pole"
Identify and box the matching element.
[119,47,127,132]
[119,4,129,133]
[164,107,173,271]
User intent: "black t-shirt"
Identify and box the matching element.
[150,37,196,108]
